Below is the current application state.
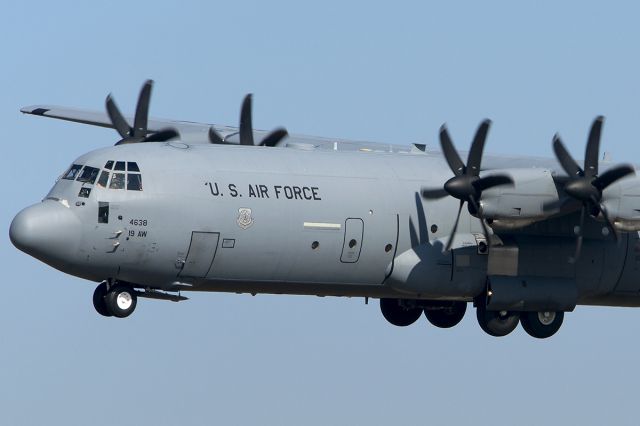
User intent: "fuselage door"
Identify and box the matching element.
[180,231,220,278]
[341,218,364,263]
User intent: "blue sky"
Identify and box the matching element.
[3,1,640,425]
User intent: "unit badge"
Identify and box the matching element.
[237,208,254,229]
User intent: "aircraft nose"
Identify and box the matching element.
[10,201,82,267]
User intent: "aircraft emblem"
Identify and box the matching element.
[237,208,254,229]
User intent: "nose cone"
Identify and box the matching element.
[10,201,82,268]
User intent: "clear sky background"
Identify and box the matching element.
[3,1,640,425]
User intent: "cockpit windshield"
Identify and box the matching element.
[76,166,100,184]
[60,161,143,192]
[62,164,83,180]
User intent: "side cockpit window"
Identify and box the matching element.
[127,174,142,191]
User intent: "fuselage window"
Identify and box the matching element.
[79,187,91,198]
[128,162,140,172]
[127,174,143,191]
[63,164,83,180]
[97,171,110,188]
[109,173,125,189]
[76,166,100,184]
[114,161,126,171]
[104,160,114,170]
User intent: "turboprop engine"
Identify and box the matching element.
[601,176,640,231]
[479,168,560,229]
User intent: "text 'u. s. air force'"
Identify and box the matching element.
[205,182,321,201]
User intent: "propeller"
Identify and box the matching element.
[552,116,635,262]
[421,120,514,251]
[106,80,179,145]
[208,94,289,147]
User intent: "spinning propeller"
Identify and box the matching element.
[552,116,635,262]
[208,94,288,147]
[422,120,514,251]
[106,80,179,145]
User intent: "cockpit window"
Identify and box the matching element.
[104,161,114,170]
[97,171,110,188]
[76,166,100,184]
[128,162,140,172]
[63,164,83,180]
[127,174,143,191]
[109,173,125,189]
[114,161,126,171]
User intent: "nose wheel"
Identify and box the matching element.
[93,282,137,318]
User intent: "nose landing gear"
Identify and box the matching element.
[93,281,137,318]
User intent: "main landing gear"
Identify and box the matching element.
[93,282,137,318]
[379,299,467,329]
[379,298,565,339]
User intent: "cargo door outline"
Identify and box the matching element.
[341,218,364,263]
[179,232,220,278]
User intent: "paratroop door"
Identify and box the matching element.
[180,232,220,278]
[341,218,364,263]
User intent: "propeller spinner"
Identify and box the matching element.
[106,80,179,145]
[422,120,514,251]
[552,116,635,262]
[208,94,288,147]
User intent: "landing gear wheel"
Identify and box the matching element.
[424,302,467,328]
[104,285,137,318]
[380,298,422,327]
[93,282,112,317]
[520,311,564,339]
[476,305,519,337]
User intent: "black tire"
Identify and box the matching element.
[424,302,467,328]
[93,282,112,317]
[520,311,564,339]
[476,305,519,337]
[380,298,422,327]
[104,285,137,318]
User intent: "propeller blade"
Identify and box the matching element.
[584,116,604,178]
[421,187,450,200]
[208,127,225,144]
[466,119,491,177]
[599,202,619,243]
[260,128,288,147]
[473,174,514,193]
[132,80,153,139]
[142,128,179,142]
[239,94,255,146]
[439,125,465,176]
[106,95,131,139]
[570,206,586,263]
[553,134,583,177]
[593,164,635,190]
[445,200,465,252]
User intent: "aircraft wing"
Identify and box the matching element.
[20,105,221,142]
[20,104,414,151]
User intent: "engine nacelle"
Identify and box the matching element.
[479,168,560,229]
[602,176,640,231]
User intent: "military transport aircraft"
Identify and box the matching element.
[10,80,640,339]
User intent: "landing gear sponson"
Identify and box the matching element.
[379,298,565,339]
